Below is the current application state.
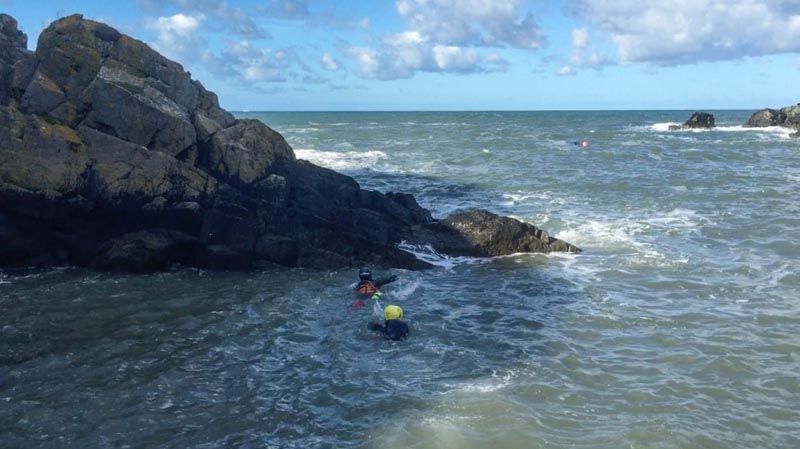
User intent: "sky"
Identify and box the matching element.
[2,0,799,111]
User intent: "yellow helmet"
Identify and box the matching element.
[384,305,403,320]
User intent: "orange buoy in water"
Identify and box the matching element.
[581,140,589,148]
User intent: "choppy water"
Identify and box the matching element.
[2,111,799,448]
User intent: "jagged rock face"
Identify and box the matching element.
[0,14,31,105]
[0,14,579,272]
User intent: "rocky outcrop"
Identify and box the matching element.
[0,14,579,272]
[0,14,32,105]
[746,104,800,137]
[668,112,715,130]
[746,108,783,127]
[408,210,581,257]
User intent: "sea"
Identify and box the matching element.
[1,111,798,449]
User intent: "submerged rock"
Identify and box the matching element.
[668,112,715,130]
[0,14,579,272]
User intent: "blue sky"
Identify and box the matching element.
[3,0,799,111]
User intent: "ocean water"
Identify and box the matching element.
[2,111,799,448]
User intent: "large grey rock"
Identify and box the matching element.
[781,104,800,128]
[669,111,715,130]
[0,13,31,105]
[0,14,579,272]
[0,110,87,194]
[683,112,715,128]
[204,119,295,184]
[94,229,199,272]
[746,104,800,137]
[82,63,197,156]
[20,70,65,115]
[409,209,581,257]
[77,126,214,200]
[746,108,784,127]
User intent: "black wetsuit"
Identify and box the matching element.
[369,319,410,341]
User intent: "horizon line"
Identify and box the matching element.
[230,108,764,113]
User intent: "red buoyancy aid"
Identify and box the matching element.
[354,280,378,296]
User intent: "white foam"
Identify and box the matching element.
[284,127,320,134]
[650,123,795,138]
[554,212,697,272]
[443,368,522,396]
[555,219,642,250]
[557,208,709,250]
[372,299,384,318]
[388,278,423,301]
[643,207,712,231]
[397,241,577,270]
[397,242,490,269]
[501,190,566,207]
[651,122,681,131]
[294,148,390,171]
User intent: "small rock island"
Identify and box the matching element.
[668,112,715,130]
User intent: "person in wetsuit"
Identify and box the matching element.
[369,305,410,341]
[353,267,397,296]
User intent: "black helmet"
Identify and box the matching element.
[358,267,372,280]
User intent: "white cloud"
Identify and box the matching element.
[145,13,326,86]
[433,45,480,71]
[217,41,294,82]
[139,0,266,38]
[145,13,210,64]
[387,30,426,46]
[149,13,202,37]
[566,28,610,71]
[571,0,800,65]
[320,53,340,71]
[141,0,339,87]
[557,65,576,76]
[396,0,544,49]
[346,47,383,79]
[572,28,589,49]
[258,0,310,19]
[346,0,542,80]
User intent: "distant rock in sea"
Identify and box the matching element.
[0,14,579,272]
[745,104,800,137]
[668,112,715,130]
